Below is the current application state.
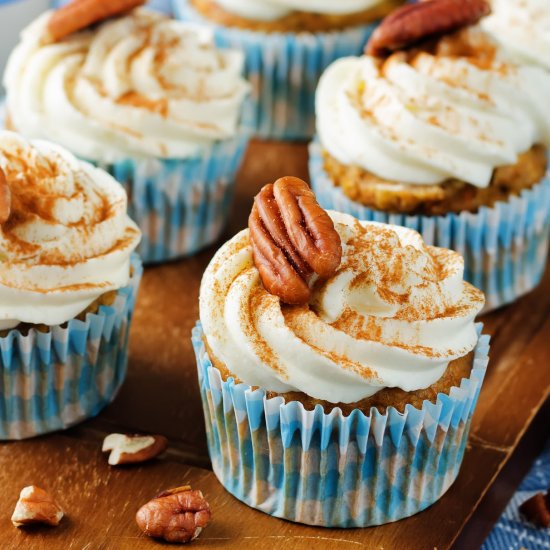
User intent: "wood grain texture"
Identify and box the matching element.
[0,433,518,549]
[0,141,548,549]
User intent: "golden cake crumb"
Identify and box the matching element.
[268,351,474,415]
[191,0,403,33]
[322,144,547,215]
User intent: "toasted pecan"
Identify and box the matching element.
[366,0,491,57]
[0,168,11,224]
[249,177,342,305]
[47,0,146,42]
[136,486,211,544]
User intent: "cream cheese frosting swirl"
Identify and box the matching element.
[200,211,484,404]
[4,9,250,163]
[0,131,141,330]
[213,0,386,21]
[316,28,550,188]
[483,0,550,71]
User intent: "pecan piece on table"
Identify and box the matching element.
[47,0,146,42]
[366,0,491,57]
[136,486,211,544]
[11,486,64,528]
[102,433,169,466]
[249,176,342,305]
[0,168,11,225]
[519,490,550,528]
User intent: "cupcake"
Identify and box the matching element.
[482,0,550,71]
[173,0,404,139]
[193,176,489,527]
[4,2,250,264]
[0,131,142,440]
[310,0,550,312]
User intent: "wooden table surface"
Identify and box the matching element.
[1,141,549,550]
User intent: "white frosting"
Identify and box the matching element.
[0,132,141,330]
[4,9,250,163]
[483,0,550,71]
[200,212,484,403]
[213,0,385,21]
[316,28,550,188]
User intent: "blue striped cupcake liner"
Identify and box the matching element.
[192,322,490,528]
[96,133,250,265]
[173,0,378,140]
[0,254,143,440]
[309,141,550,313]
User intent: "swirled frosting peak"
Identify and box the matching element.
[213,0,387,21]
[0,131,141,330]
[316,28,550,188]
[4,9,250,162]
[483,0,550,71]
[200,211,484,404]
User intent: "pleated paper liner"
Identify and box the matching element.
[0,254,143,440]
[96,133,250,264]
[192,322,490,528]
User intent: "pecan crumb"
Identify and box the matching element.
[11,486,64,528]
[102,433,168,466]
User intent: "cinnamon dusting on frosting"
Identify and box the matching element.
[0,132,140,330]
[246,286,287,377]
[117,92,169,117]
[200,210,485,403]
[4,9,249,162]
[433,28,498,69]
[317,20,550,191]
[0,146,121,264]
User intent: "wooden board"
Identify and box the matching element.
[0,141,549,550]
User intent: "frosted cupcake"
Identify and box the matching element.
[173,0,403,139]
[0,131,142,440]
[193,176,489,527]
[310,0,550,311]
[4,3,250,263]
[482,0,550,71]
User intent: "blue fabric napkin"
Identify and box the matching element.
[483,438,550,550]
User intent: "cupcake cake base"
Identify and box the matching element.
[187,0,401,32]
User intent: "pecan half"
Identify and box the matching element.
[249,177,342,305]
[136,486,211,544]
[519,490,550,528]
[11,486,64,528]
[366,0,491,57]
[47,0,146,42]
[102,433,168,466]
[0,168,11,225]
